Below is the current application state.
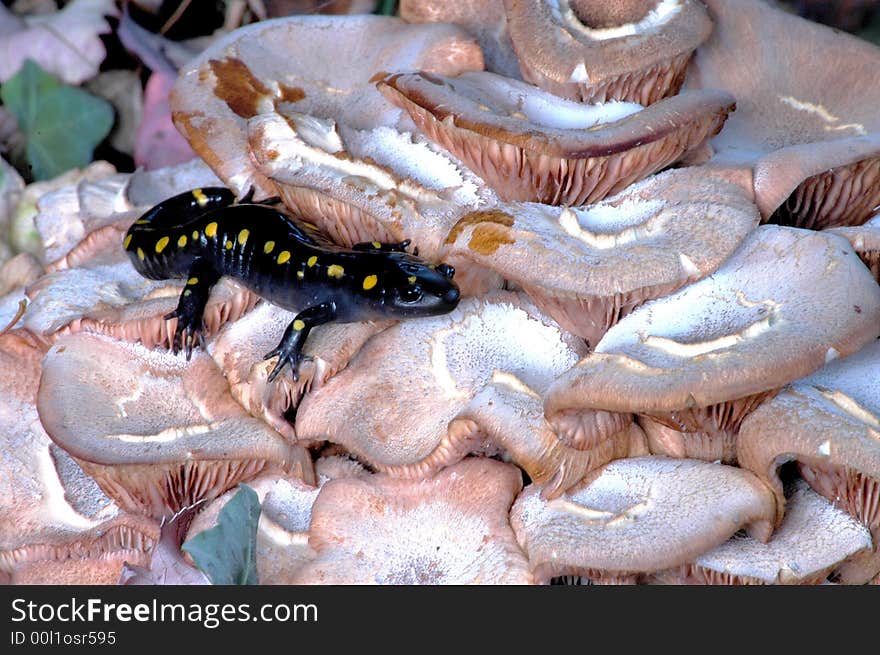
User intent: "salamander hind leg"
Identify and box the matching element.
[263,302,337,382]
[163,260,221,360]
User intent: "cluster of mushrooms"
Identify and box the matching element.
[2,0,880,585]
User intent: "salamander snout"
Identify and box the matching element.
[387,258,461,317]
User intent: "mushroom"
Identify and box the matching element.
[246,111,501,294]
[826,212,880,282]
[296,291,591,483]
[441,166,759,345]
[688,0,880,229]
[378,70,735,205]
[400,0,522,78]
[35,159,222,270]
[503,0,713,104]
[0,330,159,583]
[292,458,532,584]
[737,338,880,580]
[545,226,880,463]
[448,371,648,497]
[510,456,776,584]
[663,481,873,585]
[209,301,393,442]
[36,331,314,519]
[171,14,485,198]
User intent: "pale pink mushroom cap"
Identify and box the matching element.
[247,111,500,292]
[689,0,880,228]
[826,212,880,282]
[0,331,159,582]
[37,332,314,519]
[738,339,880,547]
[511,456,776,582]
[442,167,759,345]
[545,226,880,462]
[671,481,872,585]
[400,0,522,78]
[293,458,532,584]
[504,0,713,104]
[210,301,392,443]
[378,70,734,206]
[171,15,484,197]
[296,291,588,479]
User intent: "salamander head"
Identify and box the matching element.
[383,256,460,317]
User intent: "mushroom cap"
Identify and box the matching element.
[442,167,759,344]
[171,15,484,197]
[293,458,532,584]
[0,331,159,577]
[448,371,648,497]
[545,226,880,417]
[504,0,713,103]
[247,111,499,272]
[689,0,880,225]
[738,338,880,534]
[511,456,776,581]
[296,291,587,476]
[209,301,393,442]
[379,70,735,205]
[682,481,872,585]
[37,332,314,518]
[400,0,522,78]
[826,212,880,282]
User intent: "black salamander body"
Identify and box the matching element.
[124,187,460,381]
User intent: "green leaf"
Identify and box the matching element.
[182,484,261,585]
[374,0,397,16]
[0,59,113,181]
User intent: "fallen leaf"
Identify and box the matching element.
[1,59,114,180]
[182,484,261,585]
[134,69,196,170]
[0,0,117,85]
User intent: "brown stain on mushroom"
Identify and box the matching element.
[469,224,515,255]
[278,83,306,104]
[207,58,271,119]
[445,210,516,254]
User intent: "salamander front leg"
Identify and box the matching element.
[263,301,337,383]
[163,260,221,360]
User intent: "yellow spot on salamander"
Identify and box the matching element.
[178,235,187,248]
[155,236,170,253]
[137,247,145,261]
[238,229,249,246]
[192,230,200,240]
[225,240,233,250]
[372,241,381,249]
[193,188,208,206]
[135,219,150,225]
[293,319,305,331]
[123,234,132,249]
[296,270,304,279]
[187,277,199,286]
[205,222,218,238]
[183,289,192,297]
[408,276,417,284]
[327,264,344,279]
[307,255,318,267]
[363,274,378,290]
[264,241,275,254]
[277,251,291,265]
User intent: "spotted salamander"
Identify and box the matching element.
[124,187,460,381]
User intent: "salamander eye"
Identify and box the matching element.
[399,286,423,304]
